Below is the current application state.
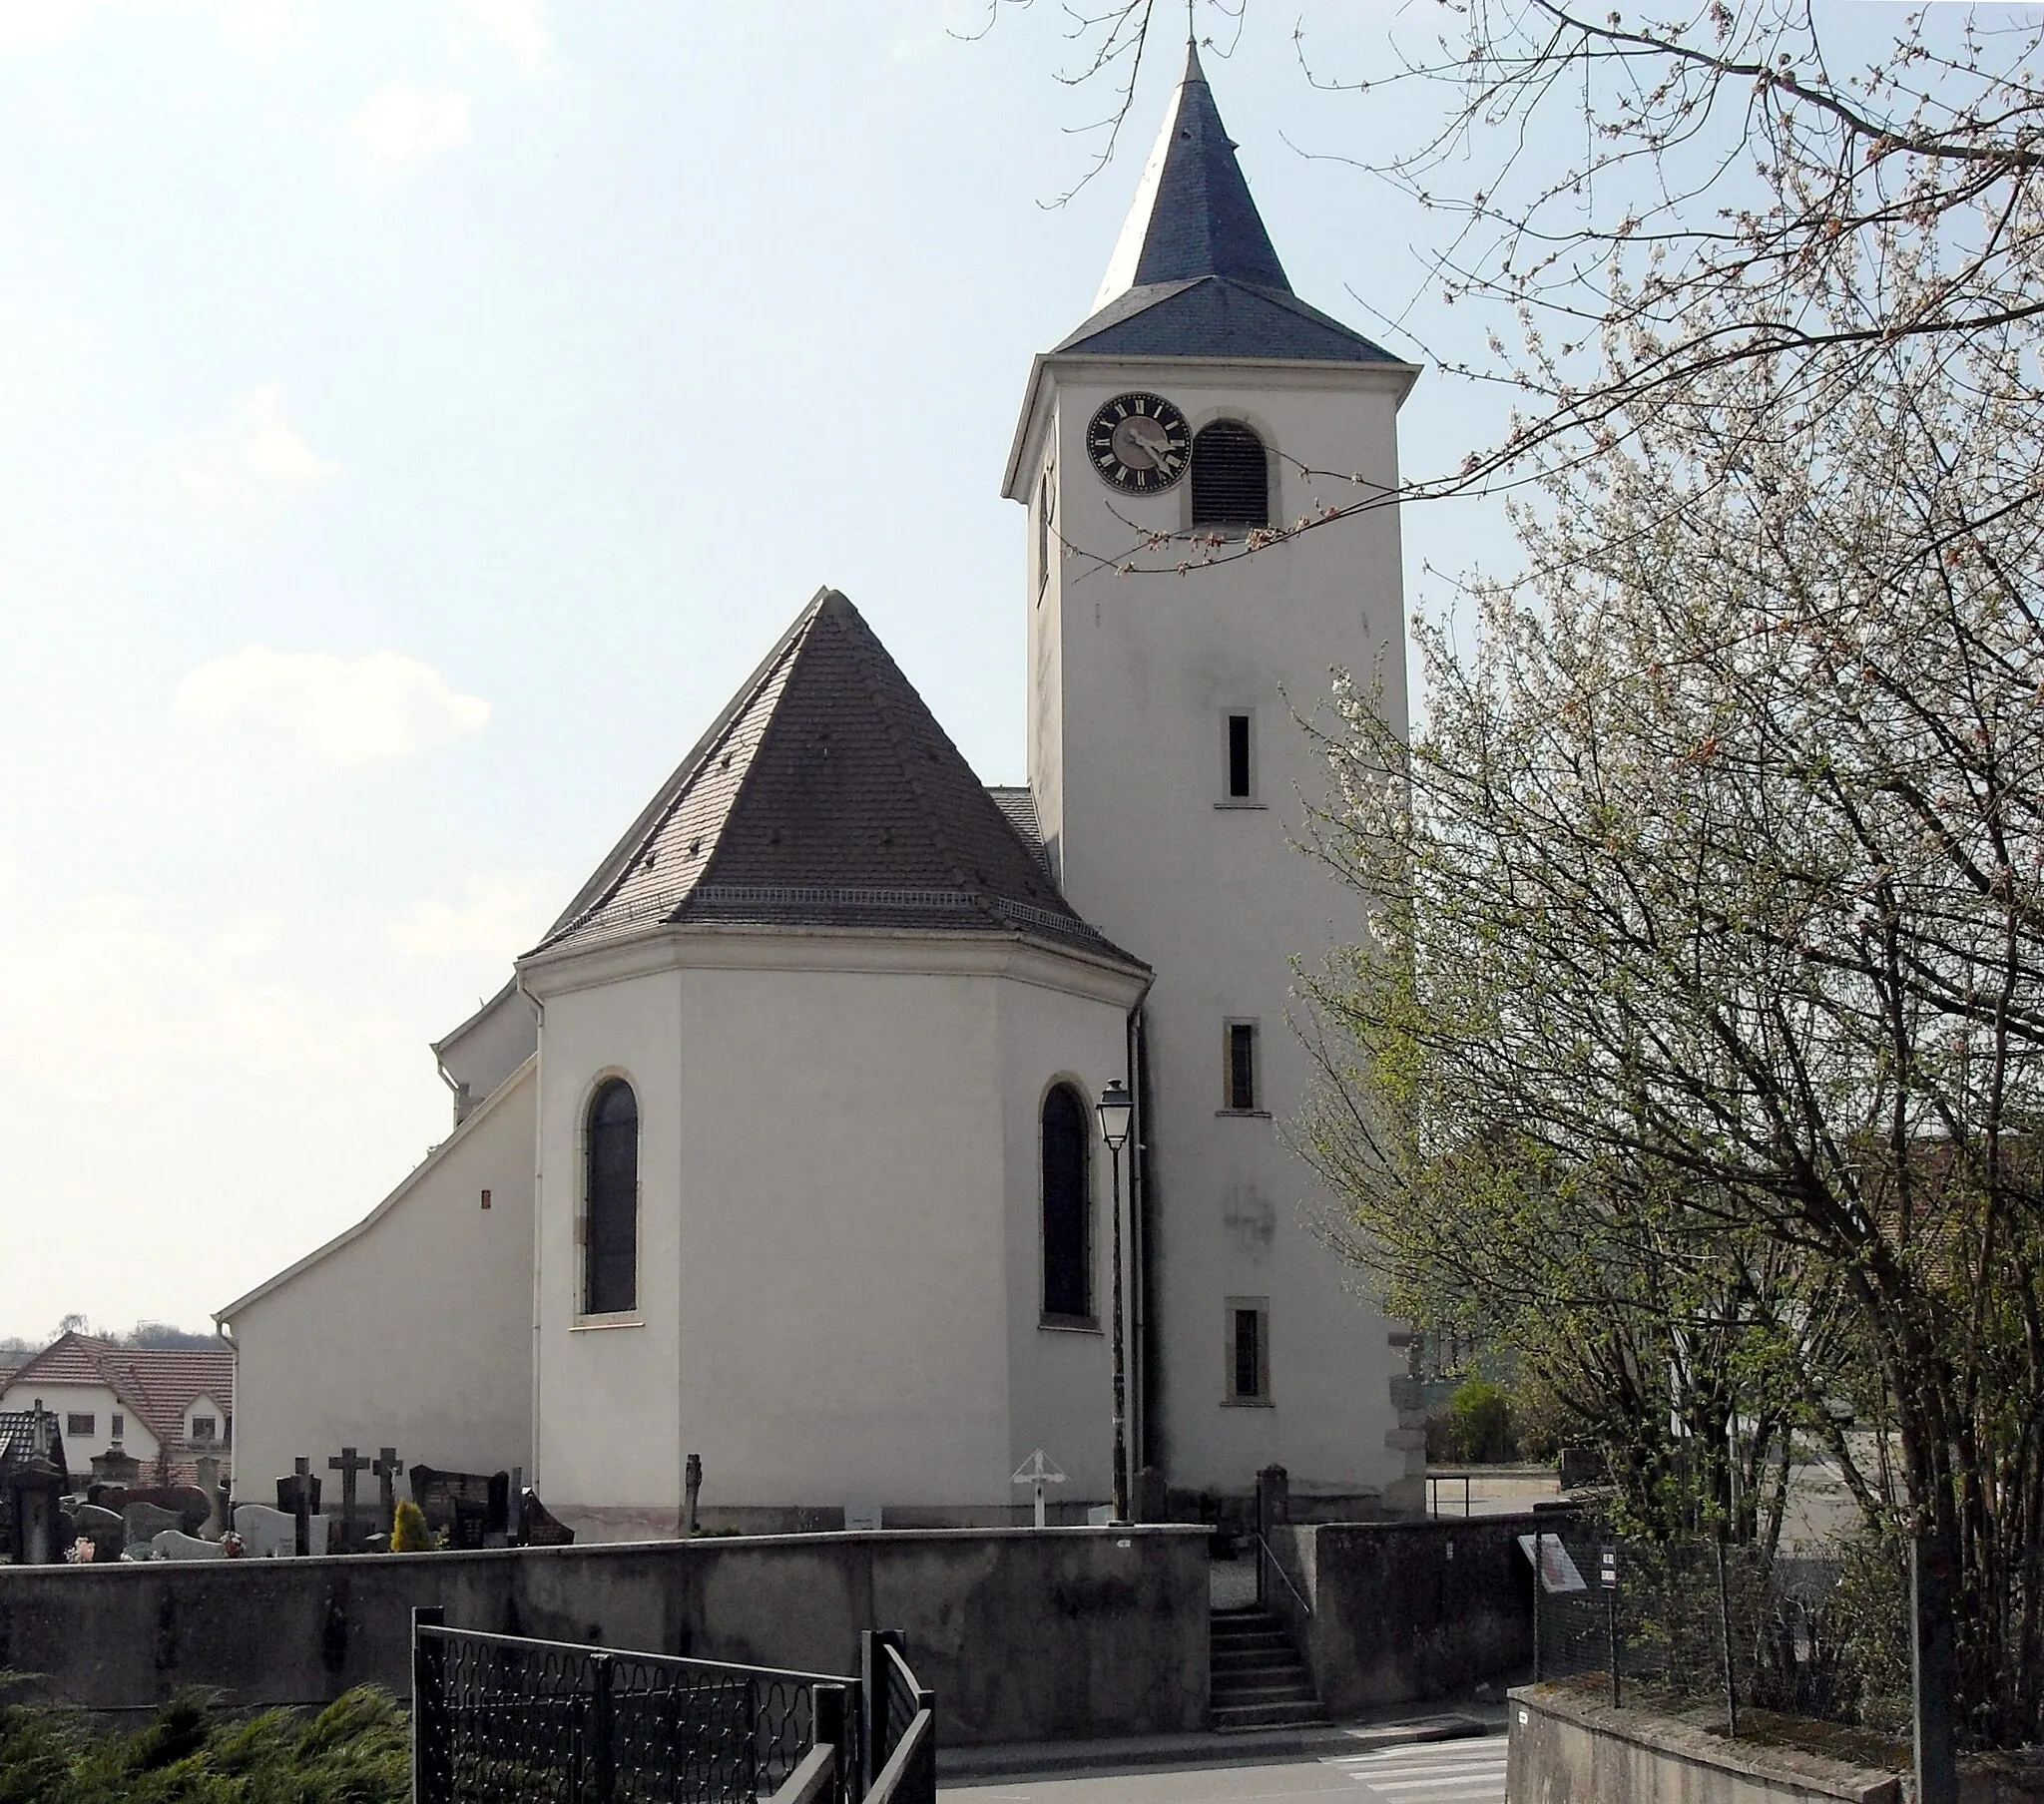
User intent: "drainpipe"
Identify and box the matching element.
[516,969,546,1495]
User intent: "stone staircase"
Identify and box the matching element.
[1210,1603,1328,1731]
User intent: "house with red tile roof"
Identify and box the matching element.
[0,1333,231,1489]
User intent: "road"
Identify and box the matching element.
[943,1734,1509,1804]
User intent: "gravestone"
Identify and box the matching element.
[123,1500,185,1546]
[120,1486,210,1536]
[409,1465,508,1545]
[278,1462,319,1556]
[195,1456,228,1539]
[73,1503,126,1563]
[86,1482,129,1513]
[372,1448,404,1537]
[153,1529,227,1561]
[91,1445,142,1487]
[327,1447,371,1551]
[234,1503,297,1559]
[520,1488,574,1547]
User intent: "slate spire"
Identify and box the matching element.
[1053,45,1398,366]
[1091,41,1289,312]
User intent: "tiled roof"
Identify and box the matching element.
[3,1333,232,1459]
[0,1409,67,1488]
[986,785,1054,882]
[1062,42,1395,366]
[531,590,1142,968]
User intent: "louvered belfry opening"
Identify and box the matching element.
[1191,420,1269,528]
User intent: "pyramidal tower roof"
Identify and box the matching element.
[1056,42,1396,366]
[529,589,1138,965]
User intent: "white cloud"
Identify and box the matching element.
[452,0,549,75]
[175,647,491,768]
[178,381,340,513]
[388,873,553,961]
[353,80,473,168]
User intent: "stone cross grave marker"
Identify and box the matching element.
[328,1447,371,1549]
[373,1448,403,1537]
[281,1459,317,1556]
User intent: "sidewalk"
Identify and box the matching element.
[937,1693,1509,1781]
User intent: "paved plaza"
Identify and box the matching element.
[942,1734,1508,1804]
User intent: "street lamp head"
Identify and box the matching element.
[1097,1080,1134,1151]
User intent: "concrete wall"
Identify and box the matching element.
[0,1526,1209,1746]
[526,929,1143,1526]
[219,1060,537,1496]
[1507,1685,1905,1803]
[1269,1514,1541,1712]
[1014,350,1417,1509]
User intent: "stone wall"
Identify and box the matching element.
[1507,1684,1905,1803]
[1267,1513,1544,1711]
[0,1525,1209,1746]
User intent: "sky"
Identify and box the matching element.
[16,0,1945,1339]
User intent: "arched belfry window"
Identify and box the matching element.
[584,1079,639,1315]
[1191,421,1270,529]
[1041,1083,1093,1320]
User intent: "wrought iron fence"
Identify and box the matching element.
[860,1634,935,1804]
[411,1613,868,1804]
[1524,1518,1913,1741]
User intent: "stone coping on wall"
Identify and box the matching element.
[1509,1683,1905,1803]
[0,1520,1212,1579]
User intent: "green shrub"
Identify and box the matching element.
[1431,1379,1517,1465]
[390,1500,433,1553]
[0,1680,408,1804]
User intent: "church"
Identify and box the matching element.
[216,46,1422,1538]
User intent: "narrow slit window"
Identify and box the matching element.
[1037,465,1056,597]
[1226,713,1253,798]
[1228,1300,1271,1402]
[1227,1022,1259,1111]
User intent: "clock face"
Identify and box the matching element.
[1086,391,1191,493]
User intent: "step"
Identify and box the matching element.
[1213,1646,1305,1675]
[1212,1670,1316,1699]
[1212,1698,1332,1732]
[1212,1632,1294,1657]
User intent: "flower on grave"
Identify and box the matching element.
[66,1538,95,1564]
[219,1532,245,1559]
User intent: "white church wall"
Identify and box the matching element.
[1034,358,1416,1505]
[529,961,688,1523]
[525,932,1147,1526]
[995,974,1136,1509]
[220,1059,537,1500]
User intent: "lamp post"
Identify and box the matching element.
[1097,1079,1135,1525]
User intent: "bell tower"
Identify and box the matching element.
[1002,44,1423,1511]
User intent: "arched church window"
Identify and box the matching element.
[1041,1083,1093,1320]
[584,1078,639,1316]
[1191,421,1269,529]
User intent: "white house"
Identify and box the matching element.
[218,47,1421,1536]
[0,1333,234,1489]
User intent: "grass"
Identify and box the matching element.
[0,1679,408,1804]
